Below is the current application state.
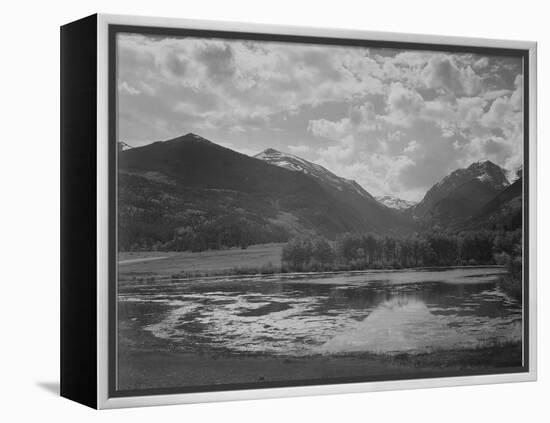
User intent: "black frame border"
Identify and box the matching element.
[60,14,98,409]
[107,23,531,399]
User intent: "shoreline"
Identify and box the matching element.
[116,264,522,391]
[117,341,523,391]
[119,263,506,284]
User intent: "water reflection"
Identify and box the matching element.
[322,296,474,353]
[119,267,522,355]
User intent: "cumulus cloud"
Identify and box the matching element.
[118,34,388,143]
[510,75,524,111]
[318,135,358,163]
[422,55,482,96]
[288,145,311,154]
[387,83,424,114]
[423,55,463,93]
[307,117,353,140]
[118,81,140,95]
[117,33,524,200]
[196,43,236,81]
[473,57,489,69]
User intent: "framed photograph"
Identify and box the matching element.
[60,14,537,409]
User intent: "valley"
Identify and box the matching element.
[118,133,522,255]
[116,132,525,391]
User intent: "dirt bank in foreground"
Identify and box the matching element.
[117,342,522,391]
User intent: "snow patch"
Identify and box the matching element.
[376,195,417,210]
[255,148,375,200]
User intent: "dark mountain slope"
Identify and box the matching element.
[118,133,409,250]
[422,178,502,228]
[411,160,510,219]
[375,195,417,210]
[255,148,376,201]
[464,178,523,231]
[409,160,512,229]
[253,147,412,230]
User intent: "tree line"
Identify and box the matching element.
[282,230,522,273]
[120,214,288,252]
[117,173,289,252]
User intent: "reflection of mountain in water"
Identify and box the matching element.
[320,297,472,354]
[121,268,522,356]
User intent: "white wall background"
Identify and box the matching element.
[1,0,546,421]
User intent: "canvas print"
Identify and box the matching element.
[114,30,526,393]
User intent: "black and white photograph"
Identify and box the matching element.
[113,27,528,394]
[3,0,550,418]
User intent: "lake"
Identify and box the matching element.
[118,267,522,357]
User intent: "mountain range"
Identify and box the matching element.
[375,195,417,210]
[118,133,408,250]
[465,177,522,231]
[118,133,522,250]
[255,148,375,201]
[409,160,516,228]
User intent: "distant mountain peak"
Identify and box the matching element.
[413,159,510,218]
[187,132,207,140]
[119,137,408,240]
[166,132,212,144]
[470,159,494,165]
[118,141,133,151]
[375,195,417,210]
[467,160,499,171]
[255,148,376,200]
[259,148,281,155]
[505,165,523,184]
[469,160,509,189]
[255,148,320,172]
[434,160,509,191]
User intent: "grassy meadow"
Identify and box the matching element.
[118,243,284,282]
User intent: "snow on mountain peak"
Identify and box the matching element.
[413,159,511,217]
[505,165,523,184]
[434,160,509,193]
[376,195,417,210]
[255,148,375,200]
[468,160,509,191]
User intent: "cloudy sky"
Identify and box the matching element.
[117,33,524,201]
